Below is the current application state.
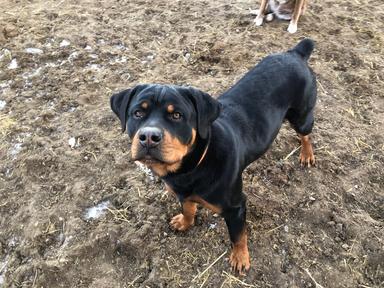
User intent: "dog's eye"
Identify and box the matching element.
[170,112,182,121]
[133,110,145,119]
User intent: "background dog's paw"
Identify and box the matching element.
[287,22,298,33]
[254,16,264,26]
[170,214,193,231]
[265,13,274,22]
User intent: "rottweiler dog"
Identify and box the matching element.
[110,39,317,274]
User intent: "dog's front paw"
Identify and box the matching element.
[287,22,298,33]
[170,214,194,231]
[230,246,250,275]
[254,15,264,26]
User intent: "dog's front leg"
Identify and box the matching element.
[224,203,250,274]
[254,0,269,26]
[287,0,304,33]
[170,200,197,231]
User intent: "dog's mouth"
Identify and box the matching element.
[139,155,163,165]
[132,151,177,166]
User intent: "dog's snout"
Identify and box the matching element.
[138,127,163,148]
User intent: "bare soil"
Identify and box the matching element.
[0,0,383,287]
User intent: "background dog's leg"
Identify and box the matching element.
[301,0,308,15]
[224,200,250,274]
[299,134,315,167]
[170,200,197,231]
[287,0,304,33]
[254,0,268,26]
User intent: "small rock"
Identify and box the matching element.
[8,58,18,69]
[342,244,349,250]
[25,47,43,54]
[208,223,217,230]
[68,137,76,148]
[335,236,341,242]
[0,100,6,110]
[327,221,336,226]
[336,223,343,233]
[60,39,71,47]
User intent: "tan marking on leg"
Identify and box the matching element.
[187,195,222,214]
[299,134,315,167]
[170,201,197,231]
[229,228,250,275]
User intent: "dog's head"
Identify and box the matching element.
[110,84,221,176]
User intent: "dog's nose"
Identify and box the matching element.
[138,127,163,148]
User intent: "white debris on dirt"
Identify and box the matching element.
[111,56,127,64]
[87,64,102,70]
[114,44,127,51]
[0,49,11,62]
[84,200,110,220]
[25,47,43,54]
[0,100,5,110]
[22,67,42,79]
[0,257,9,287]
[135,161,155,181]
[8,59,17,69]
[208,223,217,230]
[84,45,92,51]
[10,143,22,157]
[68,137,77,148]
[59,39,70,47]
[68,51,79,62]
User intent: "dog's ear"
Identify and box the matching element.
[110,85,147,132]
[179,86,222,139]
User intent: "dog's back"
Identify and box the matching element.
[217,39,316,163]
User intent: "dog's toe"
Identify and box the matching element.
[170,214,193,231]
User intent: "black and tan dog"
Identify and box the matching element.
[110,39,317,274]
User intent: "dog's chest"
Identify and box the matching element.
[269,0,295,20]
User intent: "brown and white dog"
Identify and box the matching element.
[252,0,308,33]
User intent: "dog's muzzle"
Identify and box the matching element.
[138,127,163,149]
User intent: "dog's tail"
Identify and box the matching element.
[290,38,315,61]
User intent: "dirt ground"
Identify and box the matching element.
[0,0,383,287]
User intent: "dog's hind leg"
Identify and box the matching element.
[286,108,316,167]
[299,134,315,167]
